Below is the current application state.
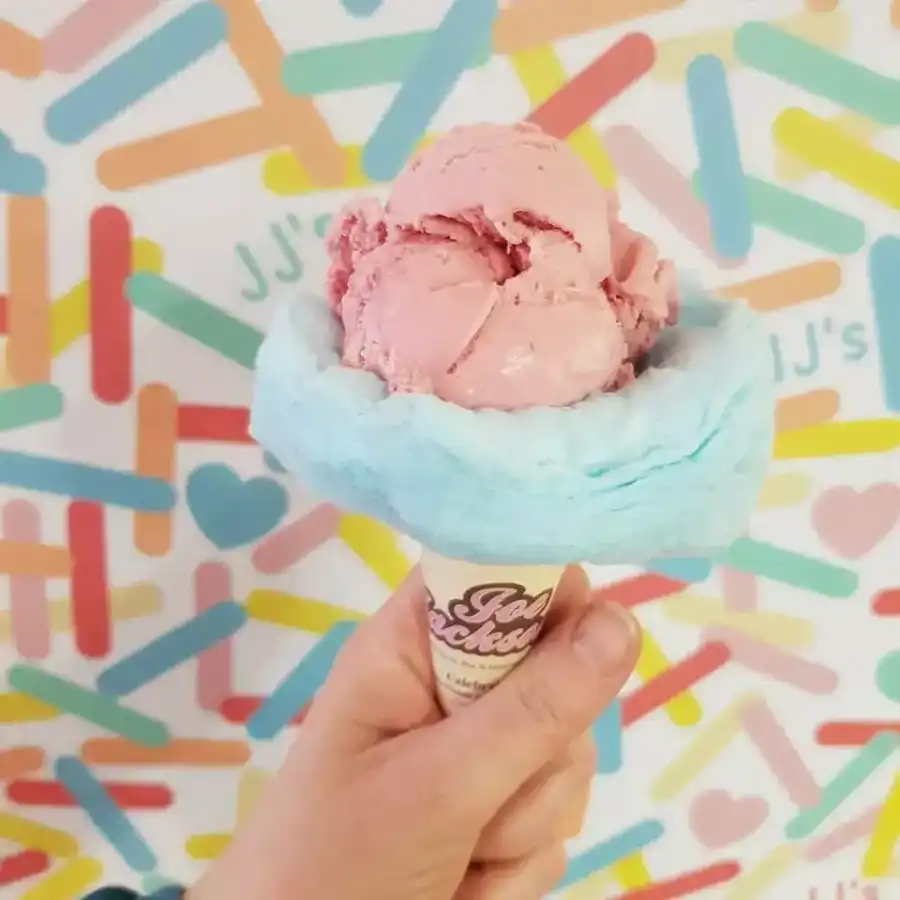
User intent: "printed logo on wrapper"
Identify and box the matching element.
[425,577,562,715]
[427,583,552,656]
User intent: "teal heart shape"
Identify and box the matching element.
[186,463,288,550]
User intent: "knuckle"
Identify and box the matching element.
[510,677,571,740]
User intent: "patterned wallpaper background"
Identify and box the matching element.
[0,1,898,897]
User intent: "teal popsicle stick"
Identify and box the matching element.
[7,664,171,746]
[785,731,899,839]
[723,538,858,598]
[735,22,900,126]
[126,272,263,370]
[691,171,865,255]
[0,384,64,431]
[281,30,491,96]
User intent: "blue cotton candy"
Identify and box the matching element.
[251,287,773,565]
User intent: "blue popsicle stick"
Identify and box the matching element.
[869,236,900,413]
[55,756,157,872]
[593,698,622,774]
[0,449,175,511]
[557,819,665,889]
[97,602,247,697]
[362,0,498,181]
[247,621,357,740]
[685,54,753,260]
[46,3,227,144]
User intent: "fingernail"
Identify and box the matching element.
[573,602,639,674]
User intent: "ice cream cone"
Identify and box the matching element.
[419,546,565,713]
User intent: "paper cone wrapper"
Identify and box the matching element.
[420,546,565,713]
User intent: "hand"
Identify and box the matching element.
[190,565,641,900]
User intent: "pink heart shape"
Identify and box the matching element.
[688,789,769,849]
[812,484,900,560]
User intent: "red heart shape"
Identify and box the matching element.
[689,789,769,849]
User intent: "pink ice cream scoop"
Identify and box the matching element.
[326,123,677,410]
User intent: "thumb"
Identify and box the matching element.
[426,566,641,816]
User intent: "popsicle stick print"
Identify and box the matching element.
[219,694,310,726]
[251,504,341,573]
[195,562,236,711]
[185,833,230,860]
[2,500,51,658]
[715,260,841,311]
[775,389,839,432]
[214,0,343,186]
[803,805,879,861]
[0,850,51,887]
[0,812,79,856]
[707,627,838,695]
[244,590,366,634]
[607,860,741,899]
[593,698,623,774]
[7,665,171,746]
[757,472,812,509]
[0,582,161,643]
[67,501,110,658]
[176,404,253,442]
[511,46,615,187]
[862,774,900,877]
[134,383,177,556]
[16,855,103,900]
[8,778,173,810]
[5,196,50,384]
[89,206,133,403]
[623,642,729,727]
[337,514,410,589]
[784,732,899,839]
[722,844,798,900]
[526,34,655,140]
[775,419,900,458]
[816,720,900,746]
[633,631,702,727]
[651,9,849,83]
[720,568,757,611]
[0,21,42,77]
[43,0,169,75]
[663,593,815,648]
[0,747,45,781]
[738,696,820,808]
[651,694,752,802]
[872,589,900,616]
[0,384,64,431]
[80,737,249,767]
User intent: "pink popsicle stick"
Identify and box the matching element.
[803,805,879,861]
[42,0,168,74]
[3,500,50,659]
[194,562,234,711]
[706,626,838,694]
[251,504,340,574]
[720,567,757,610]
[739,696,821,809]
[603,124,744,268]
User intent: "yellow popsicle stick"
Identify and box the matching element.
[245,590,366,633]
[337,514,410,590]
[776,111,881,183]
[773,108,900,210]
[0,812,79,856]
[724,844,798,900]
[756,472,811,509]
[0,692,60,723]
[662,593,815,649]
[862,774,900,877]
[635,629,702,726]
[651,694,753,802]
[236,767,271,825]
[611,851,652,889]
[774,419,900,459]
[185,832,231,860]
[20,857,103,900]
[51,238,163,356]
[509,45,616,187]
